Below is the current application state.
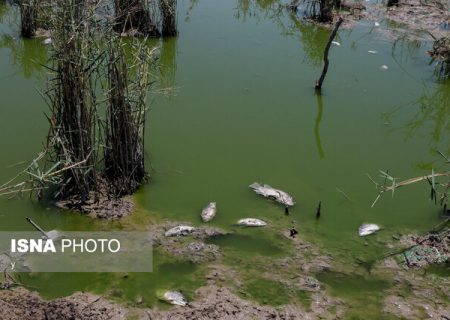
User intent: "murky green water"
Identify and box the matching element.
[0,0,449,314]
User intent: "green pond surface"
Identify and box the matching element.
[0,0,449,314]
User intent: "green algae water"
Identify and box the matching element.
[0,0,449,315]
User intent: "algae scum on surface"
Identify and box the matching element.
[0,0,449,317]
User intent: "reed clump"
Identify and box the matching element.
[17,0,38,37]
[113,0,178,37]
[2,0,156,217]
[44,0,99,201]
[160,0,177,36]
[113,0,160,36]
[303,0,342,23]
[104,37,154,196]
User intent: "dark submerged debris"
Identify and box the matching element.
[316,201,321,219]
[400,231,450,268]
[428,36,450,79]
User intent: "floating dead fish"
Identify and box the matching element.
[358,223,381,236]
[160,290,188,306]
[374,22,380,27]
[164,225,196,237]
[331,41,341,46]
[368,50,378,54]
[238,218,267,227]
[201,202,217,222]
[249,183,295,207]
[43,38,52,45]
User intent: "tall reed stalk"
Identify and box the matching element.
[44,0,99,201]
[104,37,152,196]
[17,0,37,37]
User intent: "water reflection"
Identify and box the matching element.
[383,81,450,156]
[184,0,200,22]
[234,1,329,66]
[0,35,47,79]
[159,37,177,91]
[0,2,8,23]
[314,92,325,158]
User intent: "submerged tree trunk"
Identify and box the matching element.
[114,0,160,36]
[160,0,177,36]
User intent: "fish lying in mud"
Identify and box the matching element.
[358,223,381,236]
[164,225,196,237]
[201,202,217,222]
[249,183,295,207]
[238,218,267,227]
[159,290,188,306]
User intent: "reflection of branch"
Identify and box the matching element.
[314,92,324,158]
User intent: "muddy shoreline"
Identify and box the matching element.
[1,215,449,319]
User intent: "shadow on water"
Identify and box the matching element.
[0,35,47,79]
[316,271,392,319]
[206,230,288,257]
[159,37,178,91]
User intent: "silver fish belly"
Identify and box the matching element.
[358,223,380,236]
[201,202,217,222]
[238,218,267,227]
[164,225,196,237]
[249,182,295,207]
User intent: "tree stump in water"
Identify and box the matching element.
[315,17,344,91]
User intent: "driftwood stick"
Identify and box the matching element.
[384,172,449,191]
[315,17,344,91]
[26,218,48,239]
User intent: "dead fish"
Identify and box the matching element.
[374,22,380,27]
[368,50,378,54]
[381,65,389,70]
[161,290,188,306]
[358,223,381,236]
[201,202,217,222]
[332,41,341,46]
[238,218,267,227]
[164,225,196,237]
[249,183,295,207]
